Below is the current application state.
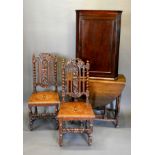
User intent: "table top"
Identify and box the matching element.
[89,74,126,84]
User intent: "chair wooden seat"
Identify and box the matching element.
[28,91,60,106]
[58,102,95,119]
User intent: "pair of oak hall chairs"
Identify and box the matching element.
[27,53,95,146]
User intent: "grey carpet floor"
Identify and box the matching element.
[23,103,131,155]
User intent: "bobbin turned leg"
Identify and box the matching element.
[54,105,59,130]
[115,95,121,128]
[28,105,33,131]
[88,120,93,146]
[58,119,63,146]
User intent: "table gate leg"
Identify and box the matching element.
[115,95,121,128]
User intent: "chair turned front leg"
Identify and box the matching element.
[88,120,93,146]
[58,120,63,146]
[28,105,33,131]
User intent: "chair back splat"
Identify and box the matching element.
[61,58,90,103]
[32,53,57,92]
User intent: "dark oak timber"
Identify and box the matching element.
[76,10,122,79]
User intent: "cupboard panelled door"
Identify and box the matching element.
[76,10,122,79]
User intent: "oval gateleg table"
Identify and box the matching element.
[89,74,126,127]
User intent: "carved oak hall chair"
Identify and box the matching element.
[57,58,95,146]
[27,53,60,130]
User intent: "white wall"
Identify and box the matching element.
[23,0,131,112]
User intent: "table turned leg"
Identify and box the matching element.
[88,120,93,146]
[58,119,63,146]
[115,95,121,128]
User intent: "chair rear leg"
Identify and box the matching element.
[54,105,59,130]
[34,106,38,114]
